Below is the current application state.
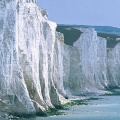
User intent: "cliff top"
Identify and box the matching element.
[58,24,120,35]
[56,25,120,48]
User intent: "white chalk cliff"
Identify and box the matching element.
[107,43,120,88]
[0,0,66,116]
[63,28,108,96]
[0,0,120,117]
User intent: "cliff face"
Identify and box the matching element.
[107,43,120,88]
[58,25,120,96]
[0,0,65,115]
[1,0,120,117]
[0,0,35,115]
[63,28,107,95]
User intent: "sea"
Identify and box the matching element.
[28,95,120,120]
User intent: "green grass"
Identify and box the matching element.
[56,26,82,46]
[57,25,120,48]
[97,32,120,48]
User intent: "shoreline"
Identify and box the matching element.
[1,89,120,120]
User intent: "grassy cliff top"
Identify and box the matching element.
[56,25,120,48]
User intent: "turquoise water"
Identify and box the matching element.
[29,96,120,120]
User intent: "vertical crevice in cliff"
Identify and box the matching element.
[1,0,120,117]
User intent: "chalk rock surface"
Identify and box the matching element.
[63,28,108,95]
[57,25,120,96]
[1,0,120,117]
[107,43,120,88]
[0,0,65,115]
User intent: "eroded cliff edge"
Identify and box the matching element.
[57,25,120,96]
[0,0,66,116]
[1,0,120,117]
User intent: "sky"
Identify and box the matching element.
[37,0,120,27]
